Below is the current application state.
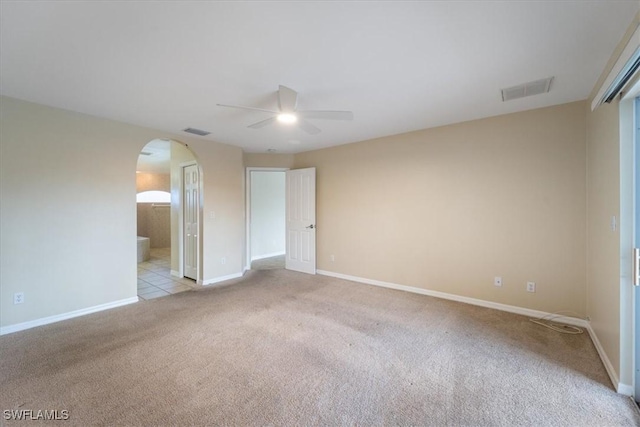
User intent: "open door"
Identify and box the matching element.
[285,168,316,274]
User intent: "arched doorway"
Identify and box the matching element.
[135,139,200,300]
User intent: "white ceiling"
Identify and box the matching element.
[1,1,638,154]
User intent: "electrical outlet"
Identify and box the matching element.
[330,254,335,262]
[221,257,226,265]
[494,277,502,287]
[14,292,24,305]
[527,281,536,293]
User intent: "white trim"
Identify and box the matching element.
[201,271,245,286]
[621,74,640,101]
[0,297,139,336]
[617,383,635,396]
[251,251,286,261]
[170,269,181,278]
[592,23,640,110]
[317,270,588,327]
[586,324,630,396]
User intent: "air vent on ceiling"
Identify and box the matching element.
[183,127,211,136]
[139,151,153,156]
[501,77,553,102]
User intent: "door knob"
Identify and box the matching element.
[306,224,315,229]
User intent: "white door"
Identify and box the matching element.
[285,168,316,274]
[183,164,199,280]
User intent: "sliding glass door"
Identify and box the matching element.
[634,96,640,405]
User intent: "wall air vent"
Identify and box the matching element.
[501,77,553,102]
[183,127,211,136]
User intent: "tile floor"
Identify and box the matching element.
[137,247,195,300]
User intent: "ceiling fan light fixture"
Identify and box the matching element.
[218,85,353,134]
[277,113,297,124]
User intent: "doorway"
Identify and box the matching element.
[135,139,200,299]
[246,168,287,271]
[245,166,317,274]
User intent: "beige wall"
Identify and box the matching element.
[137,203,170,248]
[585,100,621,377]
[244,152,295,169]
[136,172,170,193]
[199,143,245,282]
[0,96,245,329]
[136,173,170,247]
[295,102,587,315]
[584,10,639,392]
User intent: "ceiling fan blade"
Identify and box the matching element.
[278,85,298,112]
[297,119,321,135]
[297,110,354,121]
[217,104,279,114]
[248,116,277,129]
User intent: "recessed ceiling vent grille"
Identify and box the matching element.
[183,127,211,136]
[501,77,553,102]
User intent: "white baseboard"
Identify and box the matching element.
[201,271,246,286]
[317,270,588,327]
[616,383,634,396]
[251,251,285,261]
[170,269,181,278]
[0,297,139,336]
[585,324,634,395]
[585,324,620,392]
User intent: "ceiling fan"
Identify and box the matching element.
[217,85,353,135]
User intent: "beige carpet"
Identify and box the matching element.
[1,268,639,426]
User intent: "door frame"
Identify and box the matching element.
[245,167,289,271]
[619,91,639,398]
[179,160,201,282]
